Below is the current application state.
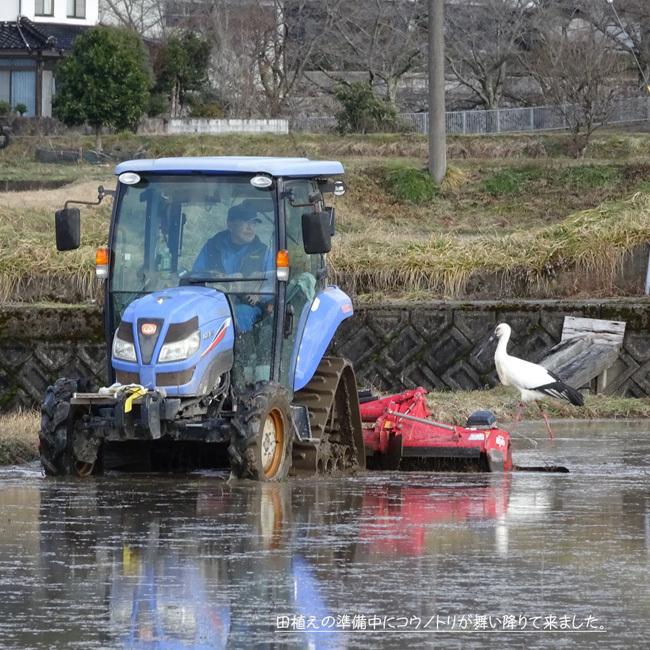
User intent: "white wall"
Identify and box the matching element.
[0,0,20,21]
[41,69,53,117]
[168,119,290,135]
[0,1,99,25]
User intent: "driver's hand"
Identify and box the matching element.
[246,295,261,306]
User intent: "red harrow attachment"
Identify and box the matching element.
[359,387,513,472]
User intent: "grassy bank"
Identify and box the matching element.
[332,191,650,300]
[424,387,650,424]
[1,131,650,303]
[0,410,39,465]
[3,130,650,163]
[1,389,649,465]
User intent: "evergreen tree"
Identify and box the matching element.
[54,26,151,151]
[155,33,211,118]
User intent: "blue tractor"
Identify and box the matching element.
[40,157,365,480]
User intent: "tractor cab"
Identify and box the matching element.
[57,157,345,394]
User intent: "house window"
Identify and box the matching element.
[0,62,37,117]
[35,0,54,16]
[11,70,36,117]
[67,0,86,18]
[0,71,10,105]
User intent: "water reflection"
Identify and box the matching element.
[2,420,650,647]
[358,476,511,557]
[110,546,231,648]
[28,476,512,649]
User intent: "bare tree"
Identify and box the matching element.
[100,0,167,38]
[318,0,426,110]
[171,1,326,118]
[444,0,531,110]
[170,1,258,117]
[525,14,624,157]
[581,0,650,89]
[250,1,334,117]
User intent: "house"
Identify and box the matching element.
[0,1,99,117]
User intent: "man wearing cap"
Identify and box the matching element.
[193,202,270,276]
[193,201,273,332]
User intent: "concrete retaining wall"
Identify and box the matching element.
[139,118,289,135]
[2,299,650,410]
[330,299,650,397]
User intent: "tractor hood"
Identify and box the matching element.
[122,285,232,324]
[112,286,235,396]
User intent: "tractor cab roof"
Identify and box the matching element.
[114,156,344,178]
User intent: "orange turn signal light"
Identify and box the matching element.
[276,249,289,267]
[96,247,110,279]
[95,246,110,266]
[276,249,290,282]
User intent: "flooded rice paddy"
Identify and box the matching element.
[1,420,649,649]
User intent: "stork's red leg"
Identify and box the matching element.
[538,403,555,439]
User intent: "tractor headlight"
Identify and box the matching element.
[158,330,200,363]
[112,331,137,362]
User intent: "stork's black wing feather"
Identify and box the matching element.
[533,379,584,406]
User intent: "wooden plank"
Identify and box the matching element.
[561,316,626,345]
[543,343,620,389]
[541,336,591,372]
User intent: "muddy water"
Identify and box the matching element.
[0,421,649,649]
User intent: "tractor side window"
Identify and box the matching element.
[284,179,322,280]
[280,179,321,389]
[112,186,147,292]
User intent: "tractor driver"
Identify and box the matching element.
[193,201,274,332]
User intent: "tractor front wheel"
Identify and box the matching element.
[40,378,99,477]
[229,383,293,481]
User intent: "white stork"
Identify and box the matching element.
[489,323,584,438]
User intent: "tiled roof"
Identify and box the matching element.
[36,22,92,50]
[0,17,89,52]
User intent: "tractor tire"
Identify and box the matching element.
[40,378,78,476]
[229,382,293,481]
[40,377,99,477]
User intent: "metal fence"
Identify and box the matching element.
[291,96,650,135]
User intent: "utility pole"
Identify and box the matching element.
[428,0,446,183]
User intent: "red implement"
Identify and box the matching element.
[359,387,513,472]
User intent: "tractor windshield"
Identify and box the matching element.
[110,174,277,321]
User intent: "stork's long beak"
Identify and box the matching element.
[476,332,496,358]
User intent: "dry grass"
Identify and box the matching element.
[440,165,470,192]
[1,132,650,303]
[0,179,112,211]
[0,179,111,302]
[1,178,647,303]
[330,191,650,299]
[0,409,39,464]
[425,386,650,425]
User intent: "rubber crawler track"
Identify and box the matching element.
[292,356,365,475]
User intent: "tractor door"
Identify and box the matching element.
[279,179,324,390]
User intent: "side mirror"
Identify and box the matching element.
[55,208,81,251]
[302,211,332,254]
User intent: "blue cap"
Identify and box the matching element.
[227,202,262,223]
